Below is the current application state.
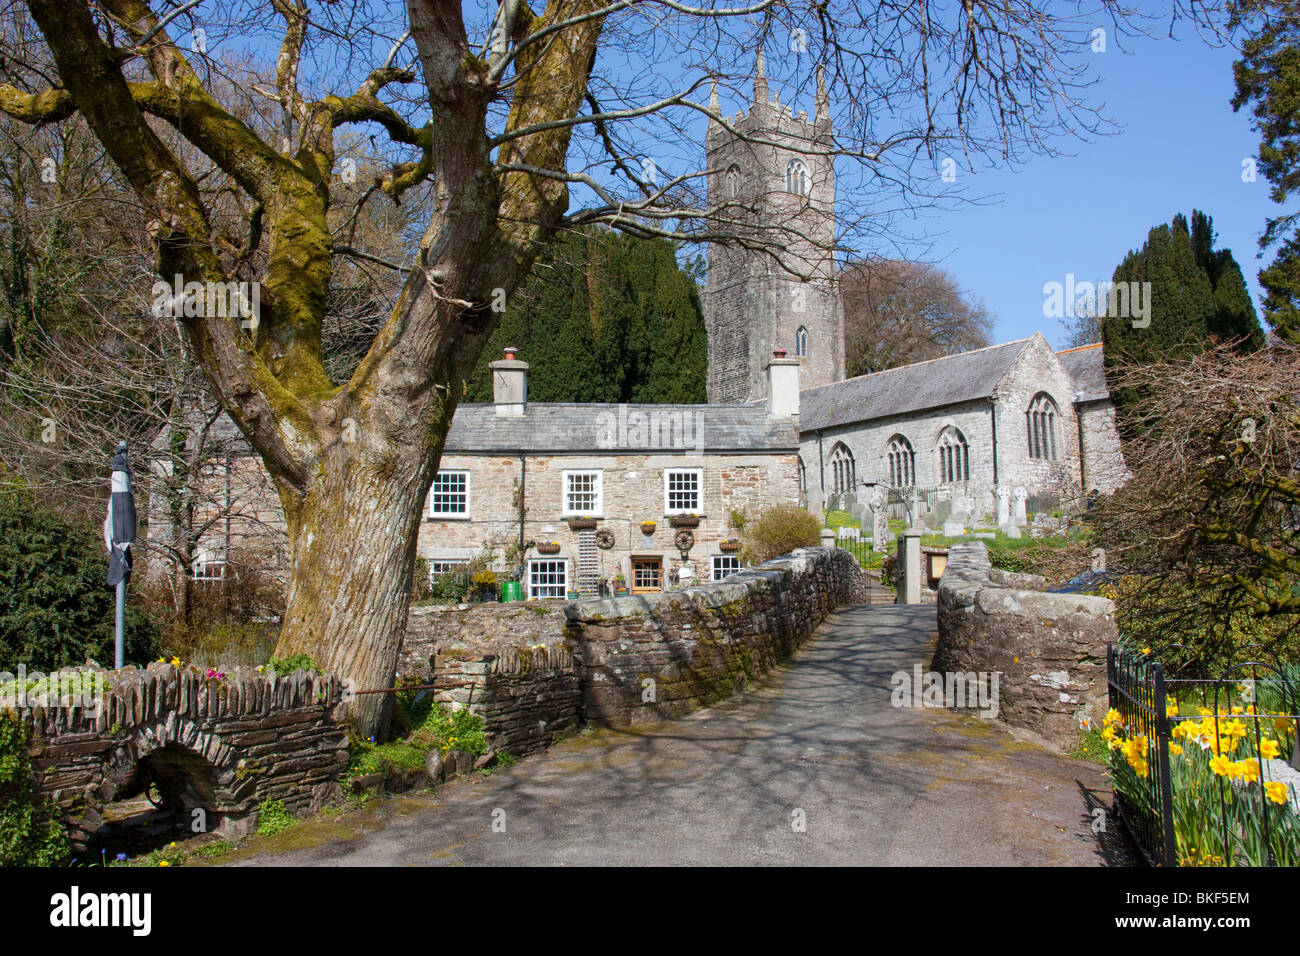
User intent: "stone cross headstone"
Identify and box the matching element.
[1013,486,1028,527]
[996,485,1010,528]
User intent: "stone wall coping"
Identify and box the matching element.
[563,547,832,622]
[939,541,1113,615]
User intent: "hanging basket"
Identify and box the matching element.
[640,521,657,534]
[567,517,598,531]
[669,514,700,528]
[719,539,741,553]
[536,542,561,555]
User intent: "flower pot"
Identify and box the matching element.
[669,514,700,528]
[719,539,741,553]
[566,590,581,600]
[640,522,656,534]
[537,542,560,554]
[567,518,598,531]
[614,587,629,596]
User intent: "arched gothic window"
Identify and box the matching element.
[725,163,741,200]
[786,158,809,197]
[797,456,807,493]
[1026,393,1060,461]
[795,326,808,358]
[829,443,855,496]
[936,427,970,483]
[886,435,915,488]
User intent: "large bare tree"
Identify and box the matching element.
[0,0,1215,736]
[841,259,993,376]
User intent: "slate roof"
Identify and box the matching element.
[444,402,798,454]
[1056,343,1110,402]
[799,338,1032,431]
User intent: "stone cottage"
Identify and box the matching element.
[417,349,801,597]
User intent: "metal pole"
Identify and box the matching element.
[1153,662,1178,867]
[114,577,126,669]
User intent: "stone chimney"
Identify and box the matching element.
[490,347,528,417]
[766,349,800,418]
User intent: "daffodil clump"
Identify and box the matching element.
[1105,692,1300,866]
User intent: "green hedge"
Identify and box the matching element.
[0,712,71,866]
[0,481,158,672]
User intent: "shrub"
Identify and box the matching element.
[163,621,278,670]
[264,653,319,677]
[740,503,822,565]
[420,704,489,756]
[0,712,71,866]
[1098,576,1300,679]
[0,479,159,671]
[255,799,296,837]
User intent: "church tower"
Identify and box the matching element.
[703,56,845,404]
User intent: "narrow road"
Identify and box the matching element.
[227,604,1125,866]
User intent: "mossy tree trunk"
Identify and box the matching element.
[4,0,605,738]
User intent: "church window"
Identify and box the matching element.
[829,443,855,495]
[1026,394,1060,461]
[725,164,741,199]
[797,456,807,493]
[796,326,808,358]
[936,428,969,483]
[886,435,915,488]
[786,158,810,197]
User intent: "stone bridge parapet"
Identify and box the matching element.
[15,663,348,846]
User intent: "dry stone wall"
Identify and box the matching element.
[19,664,348,846]
[401,602,578,758]
[934,541,1113,748]
[397,547,867,745]
[564,546,867,726]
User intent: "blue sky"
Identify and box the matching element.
[907,31,1278,349]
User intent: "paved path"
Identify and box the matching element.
[227,605,1126,866]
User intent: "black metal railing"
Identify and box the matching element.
[1107,643,1300,866]
[1106,644,1178,866]
[838,538,874,569]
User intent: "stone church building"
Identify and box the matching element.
[699,59,1127,527]
[148,58,1127,598]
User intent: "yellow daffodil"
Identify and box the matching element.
[1210,754,1232,777]
[1236,760,1261,784]
[159,860,170,867]
[1104,708,1121,727]
[1260,738,1282,760]
[1166,701,1179,717]
[1169,743,1183,756]
[1264,781,1290,806]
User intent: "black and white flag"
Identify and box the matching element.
[104,442,136,588]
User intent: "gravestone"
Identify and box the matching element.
[942,518,965,538]
[1012,487,1028,527]
[871,489,892,552]
[996,485,1010,527]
